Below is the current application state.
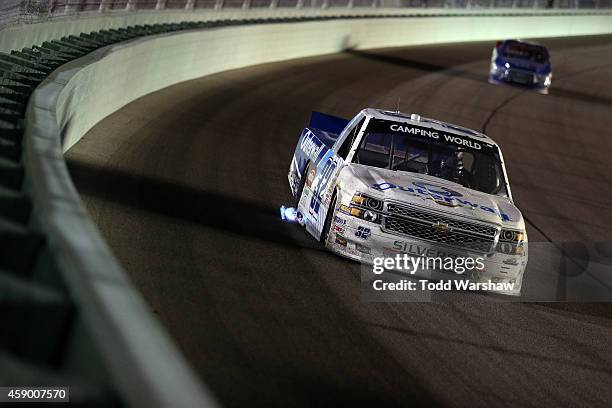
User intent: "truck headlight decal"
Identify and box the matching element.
[352,193,383,211]
[498,229,527,255]
[365,197,383,211]
[345,193,383,224]
[500,229,526,243]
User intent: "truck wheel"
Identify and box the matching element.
[320,192,337,244]
[295,161,310,207]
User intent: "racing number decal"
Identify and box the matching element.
[300,144,343,239]
[355,226,371,240]
[309,151,340,217]
[308,149,342,222]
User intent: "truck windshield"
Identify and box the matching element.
[503,43,548,63]
[353,123,508,196]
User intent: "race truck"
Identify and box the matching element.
[286,109,528,295]
[489,39,552,94]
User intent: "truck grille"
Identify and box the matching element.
[386,204,497,238]
[507,69,534,85]
[383,203,498,253]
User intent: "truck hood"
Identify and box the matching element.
[341,164,524,229]
[496,56,550,75]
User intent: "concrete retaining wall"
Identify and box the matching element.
[55,12,612,152]
[3,7,610,53]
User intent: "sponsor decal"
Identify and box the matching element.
[305,167,316,188]
[323,191,332,207]
[392,240,463,259]
[355,243,371,254]
[333,216,347,225]
[355,226,371,240]
[300,131,325,162]
[369,119,493,152]
[442,134,481,150]
[372,181,512,222]
[412,181,462,198]
[335,235,348,246]
[390,124,439,140]
[333,224,345,234]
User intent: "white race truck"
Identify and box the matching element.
[287,109,528,295]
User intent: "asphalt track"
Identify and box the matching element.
[65,35,612,407]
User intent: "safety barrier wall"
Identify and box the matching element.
[2,6,612,52]
[3,8,612,407]
[3,0,610,32]
[57,11,612,152]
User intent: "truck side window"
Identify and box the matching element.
[354,133,392,169]
[337,118,365,159]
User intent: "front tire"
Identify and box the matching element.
[295,161,310,207]
[320,192,337,244]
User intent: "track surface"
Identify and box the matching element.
[66,36,612,407]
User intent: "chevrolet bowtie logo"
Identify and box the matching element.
[432,222,451,233]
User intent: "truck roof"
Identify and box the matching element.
[362,108,499,148]
[502,39,547,49]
